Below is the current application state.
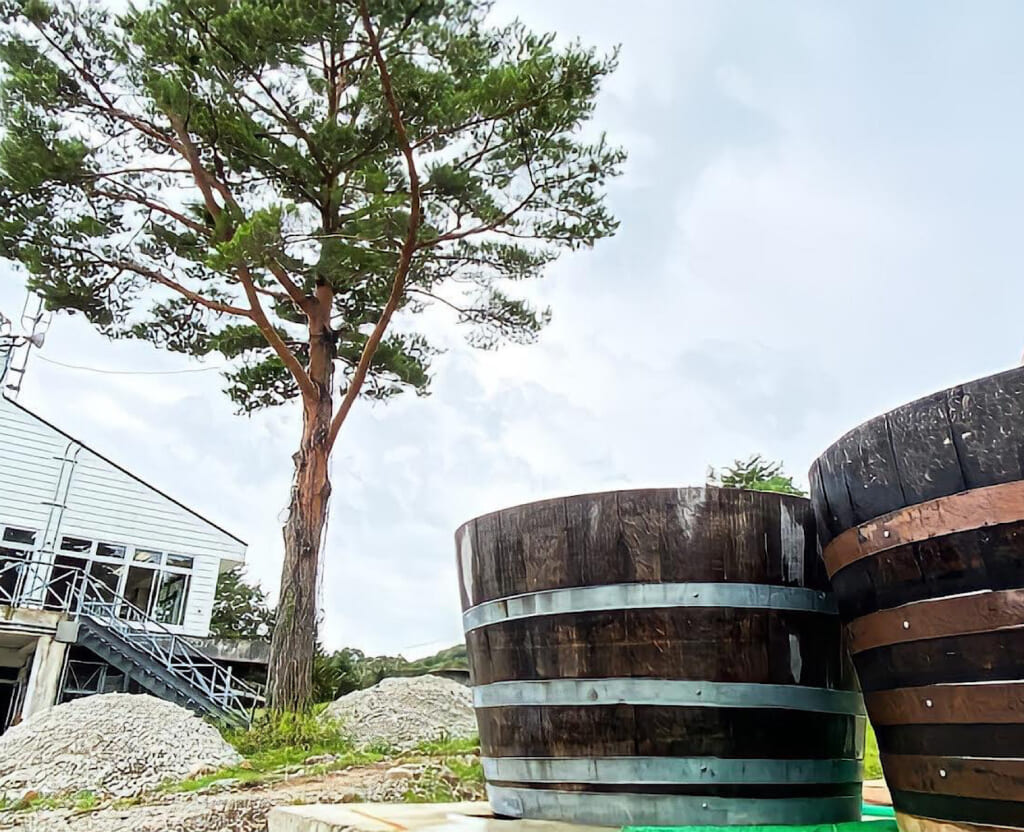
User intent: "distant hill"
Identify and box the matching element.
[398,644,468,675]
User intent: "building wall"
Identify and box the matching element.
[0,395,245,636]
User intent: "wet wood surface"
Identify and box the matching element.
[823,480,1024,576]
[474,705,861,759]
[458,486,861,817]
[810,368,1024,828]
[882,754,1024,802]
[846,588,1024,654]
[865,682,1024,726]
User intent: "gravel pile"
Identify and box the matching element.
[321,675,476,750]
[0,693,241,798]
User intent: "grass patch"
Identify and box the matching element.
[413,734,480,757]
[864,721,882,780]
[164,710,384,794]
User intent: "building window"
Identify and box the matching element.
[2,528,35,546]
[153,571,190,626]
[35,535,194,627]
[96,542,126,560]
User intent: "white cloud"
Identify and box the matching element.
[6,1,1024,656]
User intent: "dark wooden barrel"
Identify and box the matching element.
[455,486,864,827]
[810,366,1024,832]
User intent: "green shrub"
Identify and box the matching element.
[226,710,349,756]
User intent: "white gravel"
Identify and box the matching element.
[321,675,476,750]
[0,693,241,798]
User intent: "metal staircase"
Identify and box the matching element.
[0,556,262,726]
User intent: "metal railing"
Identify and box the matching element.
[0,556,262,723]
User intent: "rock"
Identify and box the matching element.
[0,693,241,798]
[383,764,422,781]
[302,754,336,766]
[320,675,476,750]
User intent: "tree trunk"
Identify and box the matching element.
[268,296,335,711]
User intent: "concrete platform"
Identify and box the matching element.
[267,800,896,832]
[267,802,613,832]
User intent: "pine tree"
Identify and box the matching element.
[0,0,623,708]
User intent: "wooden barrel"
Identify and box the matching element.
[810,366,1024,832]
[455,486,864,827]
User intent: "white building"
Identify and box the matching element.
[0,344,258,728]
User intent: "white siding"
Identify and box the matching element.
[0,395,246,637]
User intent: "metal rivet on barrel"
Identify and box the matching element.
[701,802,709,810]
[939,769,947,778]
[925,699,933,708]
[903,620,910,629]
[883,530,891,538]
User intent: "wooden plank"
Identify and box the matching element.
[847,588,1024,653]
[865,682,1024,726]
[826,524,1018,620]
[471,510,504,605]
[509,498,570,596]
[469,608,837,686]
[616,490,665,583]
[887,392,965,507]
[949,368,1024,490]
[472,705,858,759]
[837,419,906,526]
[854,628,1024,693]
[819,443,856,537]
[821,479,1024,576]
[564,491,625,587]
[809,460,836,547]
[883,753,1024,802]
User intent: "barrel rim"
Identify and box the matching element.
[454,484,812,538]
[810,365,1024,467]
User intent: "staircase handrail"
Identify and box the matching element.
[0,556,263,720]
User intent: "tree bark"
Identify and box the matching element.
[267,286,335,711]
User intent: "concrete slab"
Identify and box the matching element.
[268,800,896,832]
[267,802,613,832]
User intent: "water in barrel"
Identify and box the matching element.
[811,366,1024,832]
[455,486,864,827]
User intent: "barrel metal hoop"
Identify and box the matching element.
[481,756,863,785]
[865,682,1024,726]
[473,678,866,715]
[846,588,1024,654]
[822,480,1024,576]
[463,581,836,632]
[486,785,862,826]
[882,753,1024,802]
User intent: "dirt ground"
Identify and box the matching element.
[0,763,393,832]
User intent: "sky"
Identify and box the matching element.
[4,0,1024,656]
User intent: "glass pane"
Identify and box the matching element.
[120,566,157,619]
[2,528,35,546]
[153,571,189,626]
[60,537,92,553]
[96,542,126,560]
[133,549,162,564]
[0,548,27,601]
[165,555,193,570]
[87,561,124,608]
[46,555,87,612]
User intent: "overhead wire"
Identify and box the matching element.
[34,353,225,376]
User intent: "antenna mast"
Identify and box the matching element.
[2,293,51,400]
